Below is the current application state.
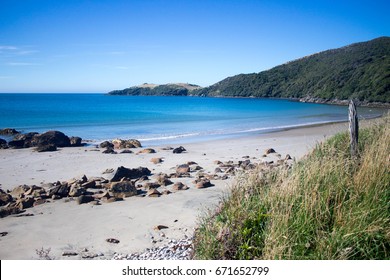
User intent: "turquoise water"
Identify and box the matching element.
[0,94,385,146]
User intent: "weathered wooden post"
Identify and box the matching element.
[348,100,359,157]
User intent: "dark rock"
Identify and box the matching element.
[0,138,8,149]
[176,164,190,174]
[285,154,292,160]
[70,136,82,147]
[33,131,71,147]
[102,147,117,154]
[10,132,39,148]
[99,141,114,149]
[8,139,26,149]
[0,206,24,218]
[120,149,133,154]
[15,197,35,209]
[35,144,57,152]
[195,179,213,189]
[0,128,20,135]
[76,195,95,205]
[108,166,151,182]
[0,189,13,206]
[106,238,120,244]
[173,146,186,154]
[109,180,137,197]
[33,198,46,206]
[81,180,96,189]
[144,182,161,190]
[265,148,276,154]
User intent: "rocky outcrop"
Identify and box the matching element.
[112,139,142,149]
[0,128,20,135]
[6,130,83,150]
[108,166,151,182]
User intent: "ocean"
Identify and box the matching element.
[0,94,385,146]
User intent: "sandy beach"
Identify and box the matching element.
[0,122,352,260]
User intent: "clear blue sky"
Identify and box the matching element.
[0,0,389,93]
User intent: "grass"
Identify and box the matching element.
[193,116,390,259]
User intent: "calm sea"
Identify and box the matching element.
[0,94,385,146]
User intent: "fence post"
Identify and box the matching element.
[348,100,359,157]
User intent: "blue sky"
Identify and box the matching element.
[0,0,389,93]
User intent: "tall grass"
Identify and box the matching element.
[193,116,390,259]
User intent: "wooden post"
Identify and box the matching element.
[348,100,358,157]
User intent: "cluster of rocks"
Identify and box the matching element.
[0,129,83,152]
[0,166,152,218]
[99,139,142,154]
[112,237,193,260]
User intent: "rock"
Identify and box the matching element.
[35,144,57,152]
[33,131,71,147]
[195,179,213,189]
[102,168,114,174]
[285,154,292,160]
[108,166,151,182]
[62,251,78,257]
[161,190,171,195]
[109,180,137,198]
[0,138,8,149]
[102,147,117,154]
[76,195,95,205]
[15,197,35,209]
[173,146,186,154]
[7,139,26,149]
[0,128,20,135]
[112,139,141,149]
[81,180,96,189]
[0,189,13,206]
[120,149,133,154]
[106,238,120,244]
[154,225,169,230]
[147,189,161,197]
[94,191,111,199]
[137,148,156,154]
[172,182,188,191]
[10,185,30,198]
[33,198,46,206]
[70,136,82,147]
[214,167,223,173]
[69,185,86,197]
[176,164,190,174]
[11,132,39,148]
[265,148,276,154]
[144,182,161,190]
[214,160,223,165]
[0,206,23,218]
[47,183,69,198]
[99,141,114,149]
[150,157,163,164]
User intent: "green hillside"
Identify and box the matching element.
[108,83,201,96]
[196,37,390,104]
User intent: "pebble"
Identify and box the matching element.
[112,237,193,260]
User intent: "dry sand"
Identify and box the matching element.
[0,122,351,259]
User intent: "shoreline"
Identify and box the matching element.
[0,120,376,259]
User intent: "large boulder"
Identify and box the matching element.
[112,139,142,149]
[70,136,83,147]
[99,141,114,149]
[109,180,137,198]
[33,131,71,147]
[108,166,151,182]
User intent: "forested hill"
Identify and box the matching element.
[196,37,390,104]
[108,83,202,96]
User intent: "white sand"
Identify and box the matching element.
[0,122,350,259]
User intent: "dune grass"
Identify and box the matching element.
[193,116,389,259]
